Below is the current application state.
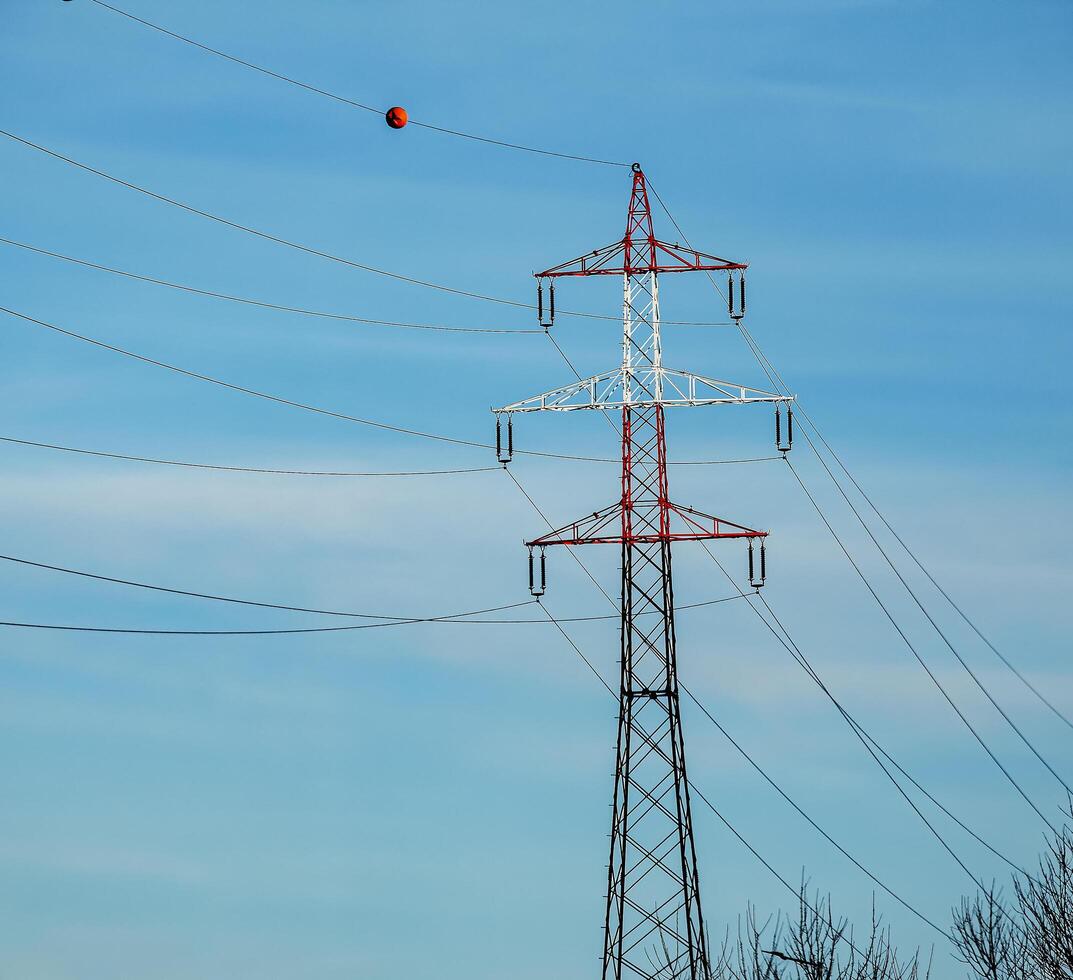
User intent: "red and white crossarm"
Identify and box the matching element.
[522,500,771,597]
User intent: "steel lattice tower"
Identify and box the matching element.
[495,165,793,980]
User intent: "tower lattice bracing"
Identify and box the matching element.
[495,165,794,980]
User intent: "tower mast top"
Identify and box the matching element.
[535,164,747,279]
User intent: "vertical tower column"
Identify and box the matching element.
[603,172,710,979]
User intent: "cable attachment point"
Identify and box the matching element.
[495,413,514,466]
[748,539,767,589]
[528,545,547,598]
[728,270,746,321]
[775,403,793,453]
[537,277,555,331]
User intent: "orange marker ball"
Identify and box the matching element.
[385,106,408,129]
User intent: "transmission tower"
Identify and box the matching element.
[494,164,794,980]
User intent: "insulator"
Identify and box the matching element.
[748,538,766,589]
[728,271,745,321]
[496,414,513,465]
[776,404,793,453]
[537,278,555,330]
[528,546,546,598]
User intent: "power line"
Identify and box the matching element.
[0,549,743,626]
[788,429,1073,797]
[697,540,1028,879]
[713,537,1013,899]
[82,0,630,168]
[746,587,1048,947]
[536,601,615,695]
[685,778,873,961]
[792,405,1073,736]
[544,329,622,438]
[783,455,1059,836]
[679,684,951,939]
[751,587,1028,878]
[0,304,780,467]
[0,237,541,335]
[0,550,531,622]
[0,608,532,636]
[0,434,501,478]
[0,304,492,449]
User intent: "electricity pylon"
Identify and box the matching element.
[494,164,793,980]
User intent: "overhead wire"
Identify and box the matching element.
[697,540,1027,879]
[0,236,540,335]
[787,432,1073,796]
[752,335,1072,731]
[751,587,1028,878]
[82,0,631,168]
[0,613,535,636]
[745,585,1042,949]
[783,455,1059,836]
[678,679,954,938]
[0,435,501,478]
[536,601,615,696]
[0,549,744,626]
[544,327,623,437]
[0,304,492,450]
[811,423,1073,735]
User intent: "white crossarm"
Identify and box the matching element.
[494,367,793,413]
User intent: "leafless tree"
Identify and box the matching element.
[952,805,1073,979]
[951,885,1030,980]
[643,884,929,980]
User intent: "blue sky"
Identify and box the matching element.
[1,0,1071,977]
